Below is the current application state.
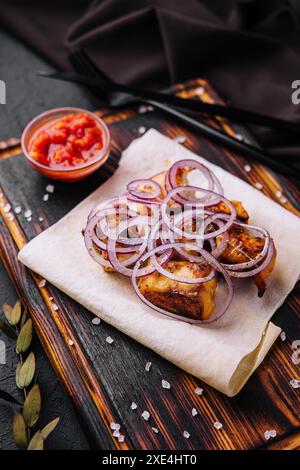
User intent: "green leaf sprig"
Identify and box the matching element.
[0,300,60,450]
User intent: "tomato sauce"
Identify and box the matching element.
[29,113,104,169]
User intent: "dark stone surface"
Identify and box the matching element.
[0,28,91,450]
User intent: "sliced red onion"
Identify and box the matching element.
[165,159,223,203]
[161,188,236,241]
[225,239,275,278]
[127,179,161,200]
[132,243,233,324]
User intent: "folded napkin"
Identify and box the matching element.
[18,130,300,396]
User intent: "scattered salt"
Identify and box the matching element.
[14,206,21,214]
[38,279,46,288]
[280,196,287,204]
[46,184,55,193]
[113,430,120,438]
[138,105,147,114]
[142,410,150,421]
[235,134,243,141]
[255,182,263,190]
[110,422,118,430]
[264,429,276,440]
[280,331,286,342]
[68,339,74,346]
[106,336,114,344]
[183,431,190,439]
[131,402,137,410]
[92,317,101,325]
[138,126,146,135]
[162,379,171,389]
[195,87,205,96]
[43,194,49,202]
[244,164,251,173]
[290,379,300,389]
[192,408,198,417]
[152,427,159,434]
[145,362,152,372]
[3,203,11,213]
[7,213,14,221]
[118,435,125,443]
[51,303,59,311]
[174,135,186,144]
[276,190,282,198]
[24,209,32,219]
[195,387,203,396]
[38,217,44,222]
[213,421,223,430]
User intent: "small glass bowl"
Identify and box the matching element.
[21,107,111,182]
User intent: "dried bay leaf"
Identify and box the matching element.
[27,431,44,450]
[16,361,22,389]
[17,352,35,388]
[11,300,22,326]
[16,319,32,353]
[41,417,60,440]
[2,303,12,323]
[23,384,41,427]
[12,411,28,449]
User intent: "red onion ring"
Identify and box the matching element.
[225,239,275,278]
[132,243,234,324]
[127,179,161,200]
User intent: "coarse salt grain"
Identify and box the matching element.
[106,336,114,344]
[142,410,150,421]
[290,379,300,389]
[152,427,159,434]
[92,317,101,325]
[174,135,186,144]
[213,422,223,430]
[183,431,190,439]
[280,331,286,342]
[110,422,118,430]
[43,194,49,202]
[68,339,74,346]
[244,164,251,172]
[162,379,171,389]
[24,209,32,218]
[14,206,22,214]
[280,196,287,204]
[145,362,152,372]
[131,402,137,410]
[51,303,59,311]
[138,126,146,134]
[113,430,120,438]
[46,184,55,193]
[3,203,11,213]
[195,387,203,395]
[7,213,14,221]
[269,430,277,438]
[38,217,44,222]
[138,105,147,114]
[118,435,125,443]
[39,279,46,288]
[192,408,198,417]
[255,182,263,190]
[195,87,204,95]
[276,190,282,198]
[235,134,243,141]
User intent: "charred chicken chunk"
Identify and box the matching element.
[138,261,217,320]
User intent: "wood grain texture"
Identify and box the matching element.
[0,79,299,450]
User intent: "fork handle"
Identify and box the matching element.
[148,100,300,182]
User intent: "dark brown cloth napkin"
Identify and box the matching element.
[0,0,300,162]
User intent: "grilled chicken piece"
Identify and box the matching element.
[138,261,217,320]
[209,200,249,222]
[219,225,276,296]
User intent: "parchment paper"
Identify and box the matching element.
[18,130,300,396]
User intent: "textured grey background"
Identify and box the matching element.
[0,27,92,450]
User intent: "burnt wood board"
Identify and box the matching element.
[0,79,300,450]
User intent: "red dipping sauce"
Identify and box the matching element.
[29,112,104,169]
[22,108,110,182]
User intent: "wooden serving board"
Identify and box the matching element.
[0,79,300,450]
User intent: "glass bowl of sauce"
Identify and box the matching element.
[21,107,111,182]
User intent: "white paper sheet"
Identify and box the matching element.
[18,129,300,396]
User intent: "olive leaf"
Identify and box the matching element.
[2,303,12,323]
[0,318,17,339]
[17,352,35,389]
[40,417,60,440]
[10,300,22,326]
[20,308,28,329]
[23,384,41,428]
[0,389,23,406]
[16,319,32,354]
[27,431,44,451]
[12,411,28,449]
